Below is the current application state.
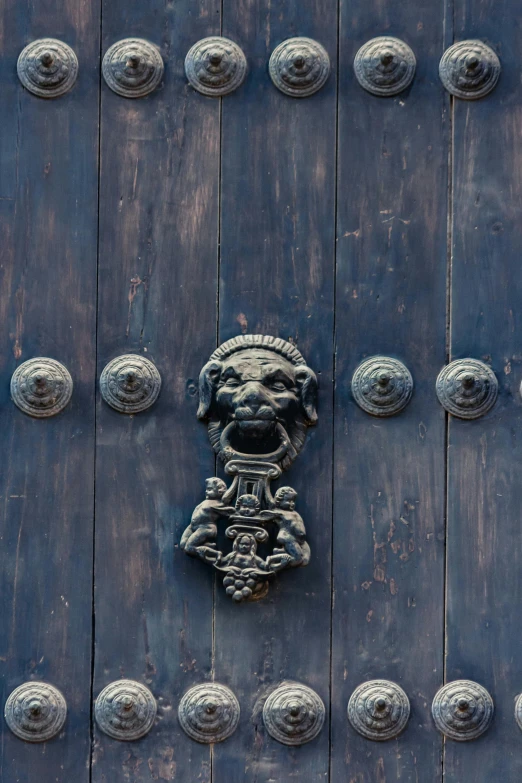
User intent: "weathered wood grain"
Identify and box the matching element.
[212,1,337,780]
[444,3,522,778]
[92,2,220,780]
[0,2,100,781]
[332,4,448,781]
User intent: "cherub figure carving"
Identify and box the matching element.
[221,533,270,603]
[262,487,310,571]
[235,493,260,517]
[180,478,234,563]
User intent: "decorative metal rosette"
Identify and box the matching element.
[102,38,164,98]
[178,683,240,743]
[94,680,157,741]
[354,37,416,96]
[263,682,325,746]
[439,40,500,100]
[17,38,78,98]
[185,37,247,97]
[348,680,410,741]
[432,680,494,741]
[11,357,73,418]
[436,359,497,419]
[100,354,161,413]
[351,356,413,417]
[269,37,330,97]
[5,682,67,742]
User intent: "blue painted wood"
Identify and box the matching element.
[0,2,100,780]
[444,1,522,778]
[213,1,337,780]
[332,3,448,781]
[92,2,220,780]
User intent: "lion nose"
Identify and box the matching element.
[240,382,266,411]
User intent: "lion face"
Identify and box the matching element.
[197,337,318,466]
[215,349,300,442]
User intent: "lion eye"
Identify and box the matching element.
[225,378,240,387]
[268,381,286,392]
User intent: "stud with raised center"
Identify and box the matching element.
[95,680,157,741]
[5,682,67,742]
[100,354,161,414]
[348,680,410,741]
[102,38,164,98]
[432,680,494,741]
[17,38,79,98]
[354,36,416,96]
[11,357,73,418]
[351,356,413,416]
[269,37,330,97]
[436,358,497,419]
[185,37,247,97]
[178,683,240,743]
[263,682,325,746]
[439,40,500,99]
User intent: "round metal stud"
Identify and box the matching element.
[514,693,522,731]
[5,682,67,742]
[263,682,325,746]
[100,354,161,414]
[102,39,164,98]
[95,680,157,741]
[354,37,416,96]
[269,37,330,97]
[185,37,247,97]
[439,40,500,100]
[348,680,410,741]
[178,683,240,743]
[436,359,497,419]
[432,680,494,741]
[11,358,73,418]
[351,356,413,417]
[17,39,78,98]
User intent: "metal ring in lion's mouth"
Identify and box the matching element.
[219,420,290,463]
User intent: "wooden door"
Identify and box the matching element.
[0,1,519,781]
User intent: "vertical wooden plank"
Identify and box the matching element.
[213,2,337,781]
[445,5,522,779]
[92,2,220,781]
[332,5,447,782]
[0,2,99,781]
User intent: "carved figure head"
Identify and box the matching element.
[205,477,227,500]
[235,533,257,555]
[274,486,297,511]
[197,335,318,469]
[236,494,260,517]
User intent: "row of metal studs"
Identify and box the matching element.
[16,36,501,100]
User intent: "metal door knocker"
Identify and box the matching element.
[180,335,318,603]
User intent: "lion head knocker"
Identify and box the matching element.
[181,335,318,603]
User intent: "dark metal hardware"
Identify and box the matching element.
[94,680,157,741]
[4,682,67,742]
[436,358,498,419]
[263,682,325,746]
[102,39,164,98]
[181,335,317,602]
[351,356,413,416]
[178,683,240,743]
[354,37,416,96]
[185,37,247,97]
[17,39,78,98]
[432,680,494,741]
[11,357,73,418]
[439,40,500,99]
[269,37,330,97]
[347,680,410,741]
[100,354,161,413]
